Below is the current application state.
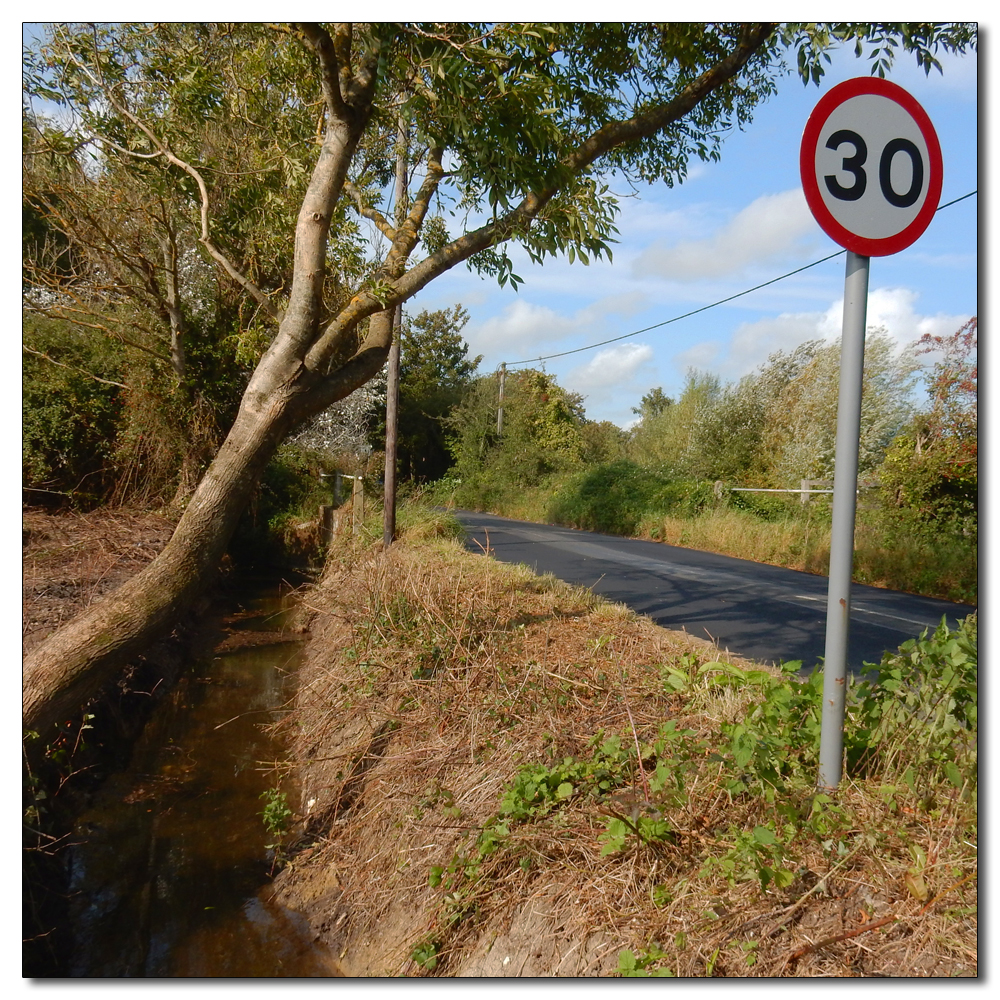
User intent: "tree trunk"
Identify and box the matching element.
[23,395,289,734]
[23,306,393,736]
[23,22,777,737]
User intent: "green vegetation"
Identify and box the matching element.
[260,788,293,840]
[285,515,977,976]
[230,444,335,566]
[443,368,587,513]
[432,322,976,604]
[548,461,712,535]
[372,306,482,483]
[878,319,978,529]
[22,316,125,506]
[618,945,674,977]
[410,612,975,971]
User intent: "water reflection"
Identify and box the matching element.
[66,585,338,977]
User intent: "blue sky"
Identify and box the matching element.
[20,21,977,433]
[409,40,978,428]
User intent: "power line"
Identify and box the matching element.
[503,189,977,369]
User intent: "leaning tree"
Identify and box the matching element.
[22,22,976,734]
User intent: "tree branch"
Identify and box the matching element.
[296,23,351,123]
[302,24,777,375]
[22,294,172,365]
[22,345,129,390]
[563,23,777,175]
[64,44,284,325]
[384,145,445,275]
[343,180,396,238]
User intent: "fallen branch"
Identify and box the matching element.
[782,871,977,970]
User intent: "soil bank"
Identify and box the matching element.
[269,532,975,978]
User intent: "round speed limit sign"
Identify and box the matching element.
[800,77,942,256]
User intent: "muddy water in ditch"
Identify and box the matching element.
[65,582,340,977]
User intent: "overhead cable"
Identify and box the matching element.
[502,189,977,369]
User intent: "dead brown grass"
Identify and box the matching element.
[22,508,177,653]
[269,526,977,979]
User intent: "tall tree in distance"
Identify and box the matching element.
[22,22,977,734]
[389,305,481,482]
[878,317,977,522]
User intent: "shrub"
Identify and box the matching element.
[547,461,712,535]
[22,315,124,506]
[723,487,789,522]
[231,443,335,564]
[848,614,977,784]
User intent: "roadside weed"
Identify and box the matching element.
[285,533,976,977]
[260,787,292,839]
[618,944,674,977]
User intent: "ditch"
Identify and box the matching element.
[35,580,340,978]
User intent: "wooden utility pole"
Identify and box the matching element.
[496,363,506,436]
[383,315,401,548]
[383,118,407,549]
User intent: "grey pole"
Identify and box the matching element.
[383,115,407,550]
[496,363,506,436]
[817,250,870,791]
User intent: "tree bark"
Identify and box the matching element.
[23,313,392,735]
[23,22,776,737]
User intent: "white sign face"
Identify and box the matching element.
[800,77,942,256]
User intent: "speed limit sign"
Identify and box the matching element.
[802,77,944,789]
[800,77,942,256]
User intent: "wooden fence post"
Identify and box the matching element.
[319,504,335,546]
[352,474,364,537]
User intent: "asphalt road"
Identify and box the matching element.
[452,510,977,672]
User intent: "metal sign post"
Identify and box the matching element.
[817,250,869,789]
[800,77,942,790]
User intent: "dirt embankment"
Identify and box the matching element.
[269,534,975,978]
[23,510,974,978]
[23,508,178,655]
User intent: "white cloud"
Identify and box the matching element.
[817,287,971,348]
[464,294,654,365]
[670,286,971,386]
[567,343,654,393]
[564,343,656,420]
[465,300,577,359]
[671,339,725,374]
[582,292,650,322]
[633,189,819,280]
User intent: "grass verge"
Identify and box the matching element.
[270,504,977,978]
[646,510,975,604]
[435,465,976,604]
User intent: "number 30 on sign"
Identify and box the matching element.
[800,77,942,257]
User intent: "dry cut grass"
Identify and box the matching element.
[644,509,975,604]
[22,508,177,653]
[269,521,977,979]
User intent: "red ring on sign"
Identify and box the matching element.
[800,77,943,256]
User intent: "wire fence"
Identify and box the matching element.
[714,479,878,504]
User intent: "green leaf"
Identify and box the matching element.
[943,761,964,788]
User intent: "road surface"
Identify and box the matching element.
[453,510,976,672]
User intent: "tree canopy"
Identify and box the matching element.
[627,331,919,484]
[22,21,978,735]
[25,22,977,385]
[391,305,481,481]
[879,317,977,521]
